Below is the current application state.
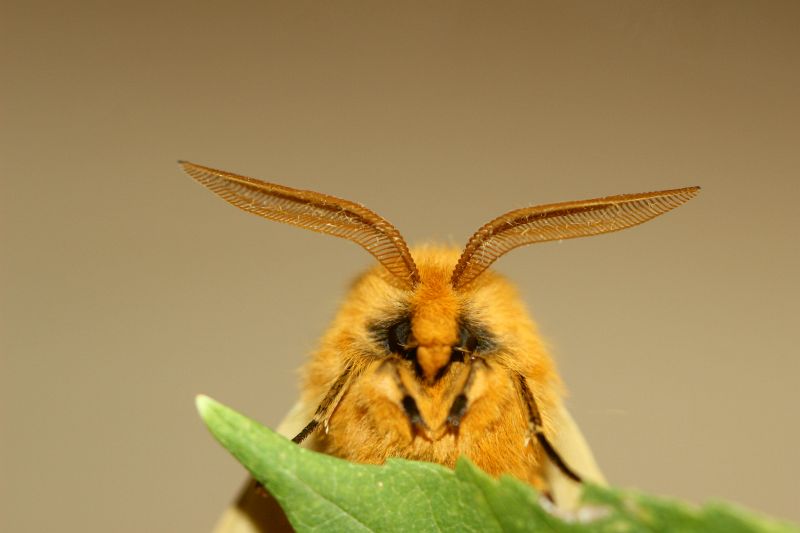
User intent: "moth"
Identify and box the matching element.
[180,161,699,526]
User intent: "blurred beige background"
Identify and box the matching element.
[2,1,799,531]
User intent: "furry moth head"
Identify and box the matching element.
[181,160,699,495]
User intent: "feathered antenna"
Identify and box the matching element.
[451,186,700,289]
[180,161,420,289]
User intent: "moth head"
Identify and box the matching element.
[358,247,486,384]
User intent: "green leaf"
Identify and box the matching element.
[196,395,799,533]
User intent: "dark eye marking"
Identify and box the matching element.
[454,318,497,356]
[368,314,415,358]
[369,314,497,360]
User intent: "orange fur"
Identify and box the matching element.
[301,246,562,491]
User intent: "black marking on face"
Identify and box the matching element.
[369,312,499,385]
[433,358,453,382]
[401,394,426,429]
[446,394,469,428]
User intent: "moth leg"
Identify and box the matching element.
[292,363,357,444]
[516,374,582,483]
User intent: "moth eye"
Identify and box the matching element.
[457,325,480,353]
[386,319,413,356]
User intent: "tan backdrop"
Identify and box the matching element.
[2,1,799,531]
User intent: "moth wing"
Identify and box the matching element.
[544,400,607,510]
[211,399,315,533]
